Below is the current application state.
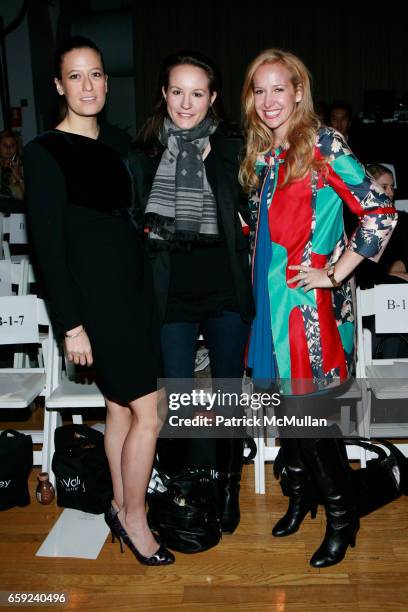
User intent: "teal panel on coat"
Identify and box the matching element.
[332,154,365,186]
[338,321,354,354]
[313,186,344,255]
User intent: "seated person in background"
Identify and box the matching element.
[356,164,407,287]
[329,100,352,142]
[0,129,24,200]
[366,163,395,201]
[356,165,408,358]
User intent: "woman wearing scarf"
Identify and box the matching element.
[131,51,254,536]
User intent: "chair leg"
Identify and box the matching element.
[42,409,61,488]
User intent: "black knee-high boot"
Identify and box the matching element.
[299,435,359,568]
[272,437,319,537]
[216,437,244,533]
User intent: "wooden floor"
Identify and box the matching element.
[1,406,408,611]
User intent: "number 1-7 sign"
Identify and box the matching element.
[0,295,39,344]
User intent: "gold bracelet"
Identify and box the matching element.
[65,328,84,339]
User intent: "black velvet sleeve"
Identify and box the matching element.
[23,141,82,335]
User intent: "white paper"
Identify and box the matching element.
[36,508,109,559]
[374,284,408,333]
[0,295,39,344]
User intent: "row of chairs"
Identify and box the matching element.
[1,210,408,491]
[252,283,408,493]
[0,295,104,486]
[2,285,408,492]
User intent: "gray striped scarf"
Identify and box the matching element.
[145,117,219,247]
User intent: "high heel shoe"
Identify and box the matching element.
[104,503,119,535]
[216,438,245,534]
[299,434,359,568]
[272,438,319,537]
[272,497,318,537]
[110,512,175,566]
[309,514,359,568]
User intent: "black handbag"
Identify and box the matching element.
[345,438,408,516]
[273,438,408,517]
[0,430,32,511]
[147,467,222,554]
[52,424,113,514]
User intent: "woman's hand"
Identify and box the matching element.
[64,325,93,366]
[287,265,333,291]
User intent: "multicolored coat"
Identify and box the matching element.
[247,127,397,393]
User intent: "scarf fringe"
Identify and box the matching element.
[145,212,220,251]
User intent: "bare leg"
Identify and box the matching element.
[157,386,168,435]
[104,399,132,510]
[117,389,160,557]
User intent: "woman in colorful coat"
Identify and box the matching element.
[240,49,397,568]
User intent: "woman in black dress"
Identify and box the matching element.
[131,52,255,533]
[23,36,174,566]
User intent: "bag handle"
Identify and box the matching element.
[0,429,23,439]
[343,437,388,460]
[370,438,408,466]
[344,437,408,464]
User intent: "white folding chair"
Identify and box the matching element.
[43,324,105,485]
[0,213,10,260]
[356,284,408,457]
[0,296,54,468]
[0,259,28,296]
[3,213,28,247]
[395,199,408,213]
[0,214,30,263]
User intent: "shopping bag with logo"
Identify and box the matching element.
[52,424,112,514]
[0,430,32,511]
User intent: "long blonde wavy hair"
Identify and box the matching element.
[239,49,322,193]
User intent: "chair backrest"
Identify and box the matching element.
[356,285,408,375]
[0,213,5,260]
[0,259,29,297]
[0,296,54,401]
[395,199,408,213]
[3,214,28,246]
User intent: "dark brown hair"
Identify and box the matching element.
[138,50,222,156]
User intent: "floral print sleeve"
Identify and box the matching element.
[317,127,397,261]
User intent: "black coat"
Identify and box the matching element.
[129,130,255,324]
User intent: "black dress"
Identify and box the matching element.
[23,125,161,403]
